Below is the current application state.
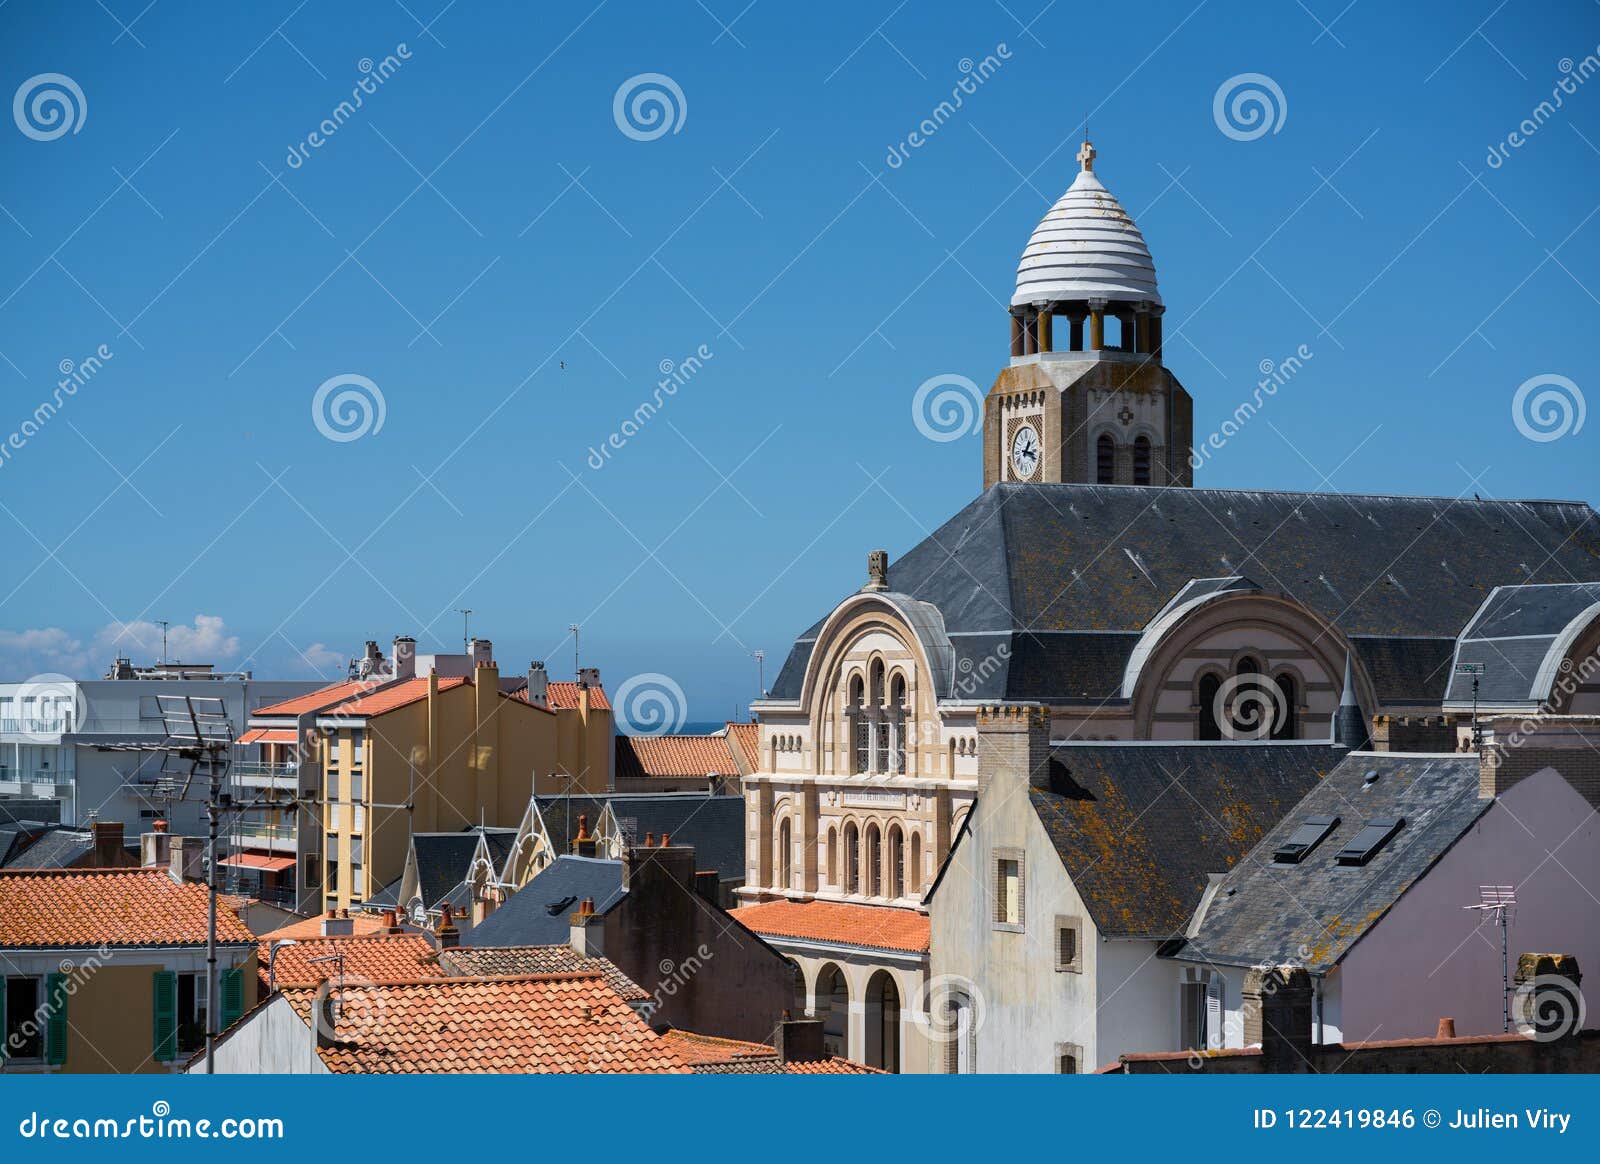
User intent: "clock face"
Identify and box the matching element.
[1011,424,1040,480]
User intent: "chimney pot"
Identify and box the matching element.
[1436,1017,1456,1039]
[644,832,654,847]
[153,820,168,834]
[660,832,670,847]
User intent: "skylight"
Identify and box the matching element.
[1272,814,1340,864]
[1335,818,1405,867]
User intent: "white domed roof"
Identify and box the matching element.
[1012,143,1161,308]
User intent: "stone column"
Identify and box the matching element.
[1034,302,1053,353]
[1087,298,1106,351]
[1136,302,1152,354]
[1150,305,1165,362]
[1022,313,1037,356]
[1066,306,1086,352]
[1010,313,1023,358]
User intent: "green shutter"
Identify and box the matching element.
[152,971,177,1062]
[44,973,68,1066]
[219,969,243,1031]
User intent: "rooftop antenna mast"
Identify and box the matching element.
[569,623,581,675]
[455,608,473,654]
[104,694,303,1073]
[1454,661,1488,756]
[158,619,170,666]
[753,649,765,700]
[1463,884,1517,1032]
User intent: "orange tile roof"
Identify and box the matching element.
[259,934,443,991]
[256,913,390,942]
[545,681,610,710]
[319,676,467,718]
[237,728,298,744]
[731,899,931,954]
[0,869,256,948]
[615,732,741,780]
[251,680,376,717]
[278,973,689,1073]
[725,722,760,770]
[659,1029,881,1074]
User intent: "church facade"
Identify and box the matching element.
[731,140,1600,1073]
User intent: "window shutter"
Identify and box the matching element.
[1017,857,1026,927]
[1205,976,1223,1049]
[219,968,244,1031]
[44,973,68,1066]
[993,861,1004,923]
[152,970,177,1061]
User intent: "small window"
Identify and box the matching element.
[1273,814,1340,864]
[1336,818,1405,866]
[1197,673,1223,740]
[1096,434,1115,484]
[993,850,1024,930]
[1056,1043,1082,1074]
[3,976,43,1060]
[1133,435,1151,486]
[1055,916,1083,972]
[176,972,208,1053]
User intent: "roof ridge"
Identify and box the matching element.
[283,969,613,989]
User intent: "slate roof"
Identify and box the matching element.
[0,868,256,948]
[1445,582,1600,706]
[403,828,515,913]
[769,484,1600,706]
[0,828,93,870]
[440,944,646,1001]
[462,855,625,948]
[275,973,688,1074]
[1176,752,1488,972]
[0,799,62,827]
[1027,743,1345,940]
[534,793,747,880]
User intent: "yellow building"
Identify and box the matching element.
[300,652,611,913]
[0,868,257,1074]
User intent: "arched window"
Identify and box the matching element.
[869,661,888,773]
[1273,674,1297,740]
[849,675,867,774]
[826,825,837,887]
[889,673,907,774]
[1096,433,1115,484]
[1197,672,1223,740]
[1133,435,1152,485]
[909,832,923,894]
[865,824,882,897]
[844,823,860,894]
[888,825,905,899]
[777,817,792,889]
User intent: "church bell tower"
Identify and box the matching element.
[983,139,1193,488]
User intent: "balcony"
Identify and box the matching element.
[0,718,72,739]
[233,761,301,791]
[0,771,73,797]
[231,821,297,853]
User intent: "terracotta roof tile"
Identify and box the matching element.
[731,899,930,954]
[259,934,443,991]
[319,676,467,719]
[660,1029,881,1074]
[257,913,390,942]
[545,681,609,711]
[0,868,255,948]
[439,945,646,1001]
[725,722,760,770]
[251,680,376,718]
[278,973,688,1074]
[615,733,741,781]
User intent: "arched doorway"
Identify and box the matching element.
[863,970,901,1073]
[789,959,808,1017]
[814,963,849,1057]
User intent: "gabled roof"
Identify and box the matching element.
[769,485,1600,706]
[659,1029,882,1074]
[1177,752,1489,972]
[260,934,442,991]
[440,944,646,1002]
[318,676,467,719]
[251,679,377,718]
[730,899,930,954]
[615,732,742,780]
[1029,743,1344,940]
[277,973,688,1074]
[532,793,748,880]
[462,855,625,948]
[0,868,256,948]
[0,827,93,870]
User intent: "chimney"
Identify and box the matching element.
[140,820,172,869]
[168,835,205,883]
[1243,966,1314,1071]
[577,666,600,690]
[380,909,403,935]
[469,637,493,667]
[1436,1017,1457,1039]
[694,869,721,905]
[574,813,597,858]
[569,897,602,957]
[774,1014,827,1063]
[976,704,1050,797]
[525,661,549,709]
[90,819,125,867]
[436,903,460,949]
[319,909,355,937]
[392,635,417,680]
[1514,954,1582,1039]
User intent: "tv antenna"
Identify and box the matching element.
[455,608,473,654]
[569,623,581,675]
[752,649,765,698]
[1463,884,1517,1032]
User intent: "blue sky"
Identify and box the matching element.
[0,0,1596,719]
